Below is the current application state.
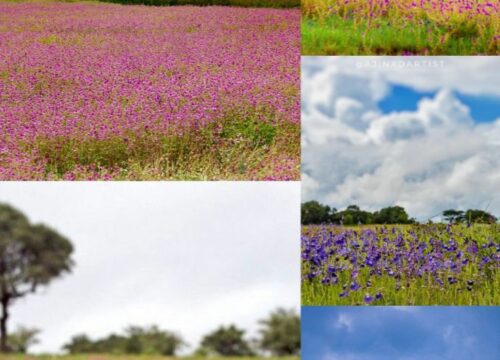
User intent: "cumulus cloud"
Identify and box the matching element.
[302,57,500,220]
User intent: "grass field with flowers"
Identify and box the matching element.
[302,0,499,55]
[0,1,300,180]
[302,224,500,305]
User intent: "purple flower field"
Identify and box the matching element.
[0,2,300,180]
[302,224,500,305]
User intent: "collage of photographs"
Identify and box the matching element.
[0,0,498,360]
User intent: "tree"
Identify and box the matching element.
[123,326,184,355]
[373,206,413,224]
[333,205,374,225]
[7,326,40,353]
[200,325,253,356]
[464,209,497,224]
[258,308,300,356]
[0,203,74,352]
[301,201,331,225]
[63,335,96,354]
[63,326,184,356]
[443,209,465,223]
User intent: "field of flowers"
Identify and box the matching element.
[0,1,300,180]
[302,224,500,305]
[302,0,499,55]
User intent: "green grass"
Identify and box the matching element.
[25,111,299,180]
[302,224,500,306]
[302,15,498,55]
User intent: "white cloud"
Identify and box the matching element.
[389,306,419,313]
[303,57,500,96]
[302,57,500,220]
[334,313,354,332]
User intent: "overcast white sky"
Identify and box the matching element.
[0,182,299,354]
[302,57,500,220]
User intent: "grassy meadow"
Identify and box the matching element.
[302,0,499,55]
[302,223,500,305]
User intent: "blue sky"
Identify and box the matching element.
[379,84,500,123]
[302,307,500,360]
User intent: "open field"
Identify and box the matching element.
[0,1,300,180]
[302,224,500,305]
[302,0,499,55]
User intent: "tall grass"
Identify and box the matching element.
[302,0,499,54]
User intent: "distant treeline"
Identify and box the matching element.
[301,201,498,225]
[61,308,299,357]
[99,0,300,8]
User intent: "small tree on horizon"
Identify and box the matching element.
[0,203,74,353]
[258,308,300,356]
[7,326,40,353]
[199,325,254,357]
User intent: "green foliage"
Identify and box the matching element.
[443,209,496,224]
[373,206,414,225]
[63,326,184,356]
[301,201,332,225]
[99,0,300,8]
[258,308,300,356]
[443,209,466,223]
[302,202,417,225]
[6,326,40,353]
[332,205,375,225]
[29,111,299,180]
[302,202,498,225]
[301,15,498,55]
[464,209,497,224]
[199,325,253,357]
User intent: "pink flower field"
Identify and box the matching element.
[0,2,300,180]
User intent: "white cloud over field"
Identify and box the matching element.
[0,182,299,354]
[302,57,500,220]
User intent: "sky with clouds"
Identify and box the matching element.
[302,307,500,360]
[0,182,299,354]
[302,57,500,221]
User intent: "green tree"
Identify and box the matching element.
[7,326,40,353]
[258,308,300,356]
[200,325,253,356]
[124,326,184,355]
[373,206,413,224]
[0,203,74,352]
[464,209,497,224]
[443,209,465,223]
[301,201,332,225]
[63,335,96,353]
[335,205,374,225]
[63,327,184,355]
